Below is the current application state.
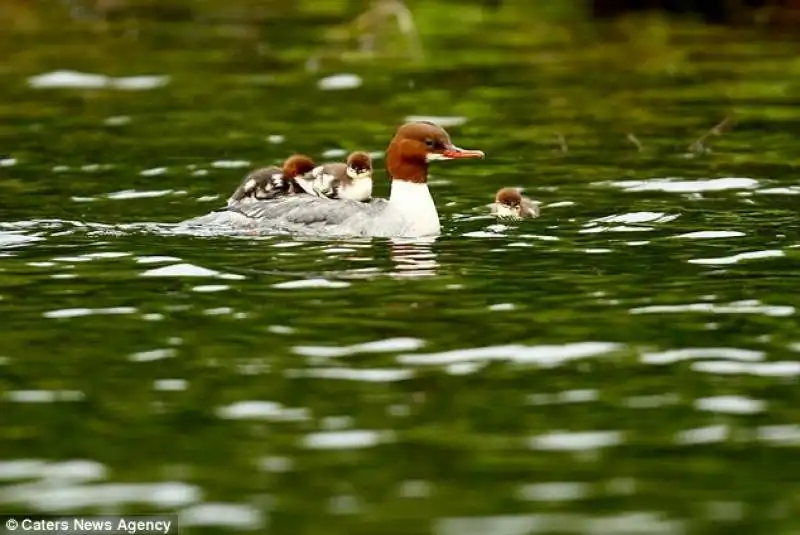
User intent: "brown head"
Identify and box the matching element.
[282,154,316,178]
[385,121,485,183]
[346,151,372,173]
[493,187,540,219]
[345,151,373,180]
[495,187,522,208]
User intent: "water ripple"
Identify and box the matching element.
[397,342,622,367]
[43,307,137,319]
[5,390,84,403]
[285,367,413,382]
[0,460,105,482]
[293,337,425,358]
[140,263,244,280]
[217,401,310,422]
[580,225,654,234]
[27,70,169,90]
[691,360,800,377]
[758,425,800,445]
[529,430,623,451]
[317,73,361,90]
[153,379,188,391]
[630,300,794,317]
[303,430,394,449]
[271,278,350,289]
[516,482,588,502]
[592,212,679,224]
[0,481,198,511]
[210,160,250,169]
[180,503,265,530]
[641,347,764,365]
[129,348,176,363]
[675,425,729,445]
[0,232,44,247]
[135,256,181,264]
[673,231,745,239]
[756,186,800,195]
[695,395,765,414]
[606,177,758,193]
[108,188,173,199]
[436,513,683,535]
[528,389,598,406]
[688,249,784,265]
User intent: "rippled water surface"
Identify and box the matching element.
[2,2,800,533]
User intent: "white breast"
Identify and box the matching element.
[338,178,373,201]
[386,180,440,236]
[490,203,521,219]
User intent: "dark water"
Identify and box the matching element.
[2,2,800,534]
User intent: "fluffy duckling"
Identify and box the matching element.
[490,187,540,220]
[227,154,316,205]
[295,151,373,202]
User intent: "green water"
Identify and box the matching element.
[2,2,800,534]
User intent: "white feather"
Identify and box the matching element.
[491,203,522,220]
[346,168,372,181]
[385,180,439,236]
[293,175,315,195]
[312,172,337,197]
[338,177,373,201]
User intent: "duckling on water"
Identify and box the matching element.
[490,187,540,220]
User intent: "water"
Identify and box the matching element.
[2,2,800,533]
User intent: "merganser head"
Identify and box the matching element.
[345,151,373,181]
[493,187,540,219]
[386,121,485,183]
[282,154,316,178]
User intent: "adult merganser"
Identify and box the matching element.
[490,187,540,220]
[227,154,316,205]
[182,121,485,238]
[295,151,373,202]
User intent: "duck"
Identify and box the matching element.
[490,187,540,220]
[181,121,485,238]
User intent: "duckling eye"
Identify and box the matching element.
[424,138,435,148]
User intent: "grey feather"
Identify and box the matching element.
[180,196,395,237]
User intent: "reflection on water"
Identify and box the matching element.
[27,70,170,90]
[3,1,800,533]
[390,237,439,278]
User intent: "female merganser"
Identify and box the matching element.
[227,154,316,205]
[490,187,540,219]
[183,121,484,238]
[295,151,373,202]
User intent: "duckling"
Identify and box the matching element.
[227,154,316,205]
[295,151,373,202]
[490,187,540,219]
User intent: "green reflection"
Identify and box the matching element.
[1,2,800,534]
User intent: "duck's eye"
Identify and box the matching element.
[424,138,435,148]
